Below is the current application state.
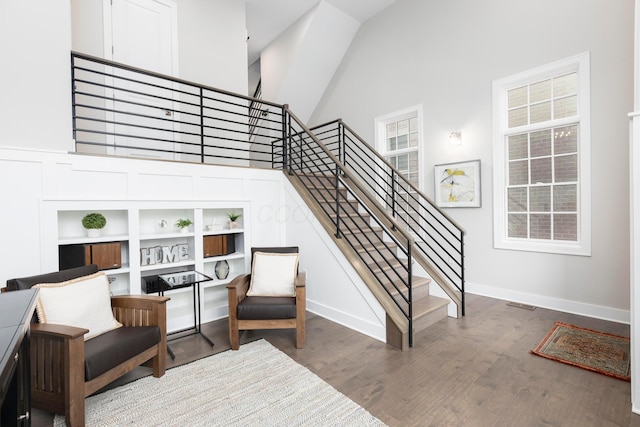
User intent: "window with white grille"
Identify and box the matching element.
[375,106,423,231]
[493,53,591,255]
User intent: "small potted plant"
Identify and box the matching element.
[82,213,107,238]
[175,218,193,233]
[228,212,241,229]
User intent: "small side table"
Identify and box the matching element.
[157,271,214,359]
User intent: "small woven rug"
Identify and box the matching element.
[54,339,386,426]
[531,321,630,381]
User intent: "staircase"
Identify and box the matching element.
[288,171,449,350]
[70,52,465,350]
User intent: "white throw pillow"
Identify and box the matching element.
[34,271,122,340]
[247,252,299,297]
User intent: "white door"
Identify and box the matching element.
[104,0,179,160]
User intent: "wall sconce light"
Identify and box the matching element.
[449,131,462,146]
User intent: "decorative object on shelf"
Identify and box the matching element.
[228,212,241,229]
[434,159,482,208]
[175,218,193,233]
[215,260,229,280]
[140,244,189,266]
[82,212,107,238]
[206,219,223,232]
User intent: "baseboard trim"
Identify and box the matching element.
[466,282,630,324]
[307,300,386,343]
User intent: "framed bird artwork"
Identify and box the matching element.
[434,159,481,207]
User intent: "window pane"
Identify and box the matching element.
[554,214,577,240]
[387,137,396,151]
[386,123,396,138]
[530,79,551,103]
[531,157,552,184]
[409,132,418,147]
[530,214,551,239]
[396,154,409,172]
[530,129,552,157]
[509,160,529,185]
[508,86,527,108]
[397,134,408,150]
[555,154,578,182]
[554,95,578,119]
[508,214,528,238]
[530,186,550,211]
[554,73,578,97]
[530,101,551,124]
[508,134,528,160]
[508,187,528,212]
[553,184,577,212]
[509,107,528,127]
[554,125,578,154]
[398,119,409,136]
[409,117,418,133]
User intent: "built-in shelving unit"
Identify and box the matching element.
[45,201,250,332]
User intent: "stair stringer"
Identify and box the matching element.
[282,175,390,342]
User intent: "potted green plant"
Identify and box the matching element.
[175,218,193,233]
[228,212,241,229]
[82,213,107,238]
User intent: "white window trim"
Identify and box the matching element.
[492,52,591,256]
[374,104,425,193]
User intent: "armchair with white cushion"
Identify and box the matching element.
[226,247,306,350]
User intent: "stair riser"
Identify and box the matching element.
[299,176,337,188]
[413,303,448,332]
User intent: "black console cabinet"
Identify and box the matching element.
[0,289,38,427]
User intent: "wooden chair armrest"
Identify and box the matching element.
[227,273,250,296]
[31,322,89,340]
[295,271,306,288]
[111,295,170,310]
[111,295,170,328]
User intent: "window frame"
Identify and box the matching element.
[492,52,591,256]
[375,104,424,193]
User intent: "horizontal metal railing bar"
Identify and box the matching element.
[293,170,411,304]
[73,51,284,111]
[311,120,465,299]
[286,117,415,248]
[75,86,280,132]
[74,127,272,158]
[338,120,466,236]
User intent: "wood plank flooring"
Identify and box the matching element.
[32,294,640,426]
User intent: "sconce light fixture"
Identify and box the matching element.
[449,131,462,146]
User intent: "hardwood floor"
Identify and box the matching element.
[32,294,640,426]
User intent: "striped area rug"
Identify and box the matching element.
[54,339,386,426]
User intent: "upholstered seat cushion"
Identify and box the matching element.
[84,326,161,381]
[237,296,296,320]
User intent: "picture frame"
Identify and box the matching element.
[434,159,481,208]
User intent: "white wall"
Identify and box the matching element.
[261,1,359,123]
[0,0,73,152]
[0,147,384,338]
[630,0,640,414]
[177,0,248,94]
[310,0,634,322]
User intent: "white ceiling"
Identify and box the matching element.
[245,0,397,64]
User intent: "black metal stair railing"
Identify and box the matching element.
[311,119,467,314]
[282,107,417,345]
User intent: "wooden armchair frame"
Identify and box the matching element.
[29,294,169,427]
[227,270,306,350]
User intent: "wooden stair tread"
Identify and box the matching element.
[412,294,449,319]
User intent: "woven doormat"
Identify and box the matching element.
[531,321,630,381]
